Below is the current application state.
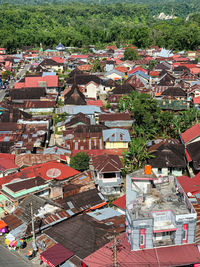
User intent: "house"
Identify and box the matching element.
[64,112,91,129]
[125,71,149,92]
[64,124,106,151]
[104,69,124,81]
[180,124,200,146]
[105,60,115,72]
[112,194,126,214]
[90,153,123,195]
[44,207,125,259]
[185,141,200,171]
[64,82,86,105]
[102,128,131,149]
[83,233,200,267]
[108,84,135,108]
[57,105,102,120]
[148,142,187,177]
[126,168,196,251]
[98,112,134,129]
[0,154,18,177]
[37,58,64,72]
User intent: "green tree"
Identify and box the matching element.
[91,58,104,73]
[124,47,139,61]
[122,137,153,174]
[70,152,90,172]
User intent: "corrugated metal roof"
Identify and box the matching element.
[88,207,122,221]
[103,128,131,142]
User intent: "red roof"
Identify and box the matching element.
[106,46,117,50]
[77,64,92,71]
[51,57,65,64]
[40,243,74,267]
[112,194,126,210]
[0,48,5,51]
[185,149,192,162]
[0,154,17,172]
[0,162,80,189]
[70,55,89,59]
[114,66,128,73]
[83,233,200,267]
[181,124,200,143]
[128,67,148,75]
[86,100,103,107]
[14,76,58,89]
[149,71,160,77]
[193,96,200,104]
[190,68,200,75]
[177,175,200,195]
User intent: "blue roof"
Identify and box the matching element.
[42,72,57,77]
[88,207,122,221]
[58,105,102,115]
[103,128,131,142]
[56,43,65,51]
[191,81,200,86]
[158,48,173,58]
[43,146,71,155]
[129,70,149,80]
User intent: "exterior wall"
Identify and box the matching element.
[2,184,48,199]
[105,64,114,72]
[105,141,128,149]
[126,214,154,251]
[152,167,183,177]
[85,83,98,99]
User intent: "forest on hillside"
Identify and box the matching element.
[0,3,199,52]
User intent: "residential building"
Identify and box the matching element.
[126,169,196,251]
[102,128,131,149]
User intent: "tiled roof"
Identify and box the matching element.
[77,64,92,71]
[161,87,187,97]
[114,66,128,73]
[181,124,200,143]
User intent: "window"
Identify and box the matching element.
[182,224,188,244]
[140,228,145,249]
[158,168,162,174]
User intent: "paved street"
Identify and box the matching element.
[0,90,6,102]
[0,245,30,267]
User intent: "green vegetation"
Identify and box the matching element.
[124,47,139,61]
[70,152,90,171]
[119,91,200,173]
[0,4,199,52]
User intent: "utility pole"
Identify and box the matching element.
[30,202,37,252]
[113,232,118,267]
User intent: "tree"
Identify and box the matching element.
[70,152,90,172]
[91,58,104,73]
[124,47,139,61]
[122,137,154,174]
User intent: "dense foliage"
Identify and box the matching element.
[70,152,90,171]
[0,3,200,52]
[119,91,200,173]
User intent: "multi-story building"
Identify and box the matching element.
[126,168,196,251]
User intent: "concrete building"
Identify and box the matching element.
[126,169,196,251]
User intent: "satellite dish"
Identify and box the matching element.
[46,168,61,179]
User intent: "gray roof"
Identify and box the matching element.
[103,128,131,142]
[158,48,173,58]
[58,105,101,115]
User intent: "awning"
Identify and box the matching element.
[40,243,74,267]
[0,220,7,229]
